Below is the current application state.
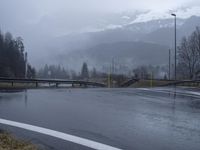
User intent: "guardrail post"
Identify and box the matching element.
[56,83,59,87]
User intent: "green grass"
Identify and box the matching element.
[177,82,200,87]
[129,79,200,88]
[0,131,38,150]
[130,80,175,88]
[0,82,36,89]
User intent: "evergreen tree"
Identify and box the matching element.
[0,30,35,78]
[81,62,89,79]
[37,64,70,79]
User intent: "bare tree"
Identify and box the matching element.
[178,27,200,79]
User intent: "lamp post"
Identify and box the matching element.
[169,49,171,80]
[171,13,177,80]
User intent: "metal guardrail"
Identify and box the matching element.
[120,78,200,87]
[162,79,200,86]
[120,78,140,87]
[0,77,106,87]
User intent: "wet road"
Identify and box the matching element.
[0,87,200,150]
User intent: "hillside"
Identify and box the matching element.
[63,41,169,72]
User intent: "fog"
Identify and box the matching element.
[0,0,200,70]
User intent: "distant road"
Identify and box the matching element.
[0,87,200,150]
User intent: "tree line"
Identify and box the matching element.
[2,27,199,81]
[37,63,109,80]
[0,31,35,78]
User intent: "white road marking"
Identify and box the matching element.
[187,91,200,96]
[139,88,200,98]
[0,118,122,150]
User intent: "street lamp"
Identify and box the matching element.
[169,49,171,80]
[171,13,177,80]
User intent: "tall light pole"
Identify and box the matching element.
[171,13,177,80]
[169,49,171,80]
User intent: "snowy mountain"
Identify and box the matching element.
[34,7,200,69]
[127,6,200,24]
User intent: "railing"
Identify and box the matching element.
[120,78,139,87]
[162,80,200,86]
[0,77,106,88]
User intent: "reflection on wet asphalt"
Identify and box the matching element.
[0,87,200,150]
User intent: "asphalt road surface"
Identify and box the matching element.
[0,87,200,150]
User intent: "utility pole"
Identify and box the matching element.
[25,52,27,78]
[169,49,171,80]
[108,71,111,88]
[112,57,114,75]
[150,71,153,88]
[111,57,114,88]
[108,63,112,88]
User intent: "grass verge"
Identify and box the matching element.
[0,130,38,150]
[130,80,172,88]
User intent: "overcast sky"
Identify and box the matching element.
[0,0,200,35]
[0,0,200,67]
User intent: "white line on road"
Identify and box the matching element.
[0,118,122,150]
[139,88,200,98]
